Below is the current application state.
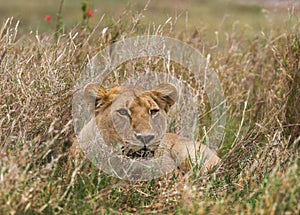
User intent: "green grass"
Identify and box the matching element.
[0,0,300,214]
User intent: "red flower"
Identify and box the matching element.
[86,9,93,17]
[45,15,52,21]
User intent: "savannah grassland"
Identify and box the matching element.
[0,0,299,214]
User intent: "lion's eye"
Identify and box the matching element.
[117,109,130,117]
[150,109,159,117]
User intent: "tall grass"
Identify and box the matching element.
[0,7,299,214]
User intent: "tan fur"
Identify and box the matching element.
[76,83,220,172]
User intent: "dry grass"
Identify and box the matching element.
[0,6,299,215]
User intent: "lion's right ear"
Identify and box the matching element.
[83,83,107,109]
[151,83,178,113]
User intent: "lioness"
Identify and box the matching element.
[76,82,220,172]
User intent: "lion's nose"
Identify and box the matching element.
[135,134,155,145]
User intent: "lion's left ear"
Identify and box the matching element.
[151,84,178,112]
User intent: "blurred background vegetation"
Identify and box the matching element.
[0,0,296,35]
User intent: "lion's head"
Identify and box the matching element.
[83,83,178,158]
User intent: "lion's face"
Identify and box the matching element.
[83,83,178,158]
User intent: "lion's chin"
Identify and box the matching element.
[127,149,155,159]
[121,145,156,159]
